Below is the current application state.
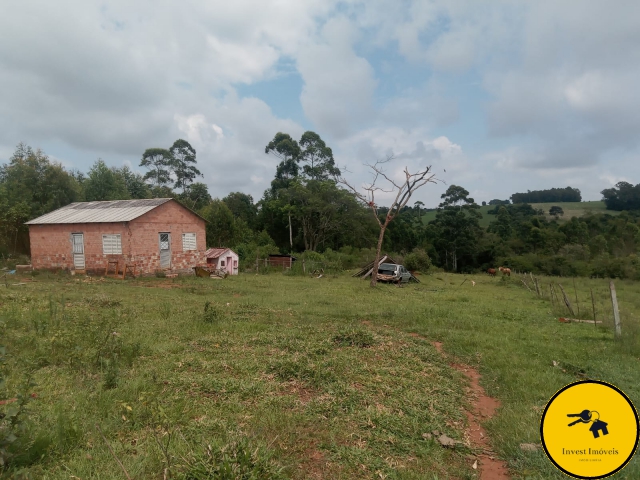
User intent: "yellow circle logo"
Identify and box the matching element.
[540,380,639,478]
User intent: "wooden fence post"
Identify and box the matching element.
[573,278,580,317]
[590,288,597,325]
[610,281,622,338]
[558,284,575,317]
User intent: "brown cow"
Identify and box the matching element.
[499,266,511,276]
[487,268,496,276]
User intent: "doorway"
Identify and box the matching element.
[72,233,85,270]
[159,233,171,269]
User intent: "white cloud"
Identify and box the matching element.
[2,0,640,206]
[297,16,377,138]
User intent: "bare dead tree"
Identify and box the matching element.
[339,156,437,286]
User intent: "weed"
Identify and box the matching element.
[203,301,223,323]
[180,440,285,480]
[53,411,82,453]
[333,328,376,348]
[101,358,119,389]
[267,357,334,386]
[155,270,166,278]
[159,302,172,321]
[0,366,37,469]
[84,294,121,308]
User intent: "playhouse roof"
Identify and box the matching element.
[204,247,236,259]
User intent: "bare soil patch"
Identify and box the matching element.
[452,363,509,479]
[404,334,507,477]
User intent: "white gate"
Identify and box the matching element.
[72,233,85,270]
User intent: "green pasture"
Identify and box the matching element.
[421,201,618,228]
[1,271,640,479]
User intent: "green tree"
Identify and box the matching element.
[180,182,212,211]
[140,148,172,187]
[559,218,589,245]
[490,206,512,240]
[200,200,237,248]
[298,131,340,180]
[549,206,564,218]
[119,166,151,199]
[0,144,81,252]
[84,159,129,201]
[601,182,640,211]
[169,139,201,193]
[265,132,301,190]
[223,192,257,228]
[0,202,31,254]
[287,180,360,252]
[429,185,483,272]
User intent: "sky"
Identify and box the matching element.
[2,0,640,208]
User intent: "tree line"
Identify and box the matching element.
[510,187,582,204]
[1,138,639,279]
[601,182,640,211]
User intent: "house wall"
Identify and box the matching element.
[28,200,206,275]
[127,200,206,274]
[28,222,130,271]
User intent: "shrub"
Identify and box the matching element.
[203,301,223,323]
[404,249,432,272]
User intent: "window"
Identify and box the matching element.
[220,260,226,267]
[182,233,196,251]
[102,234,122,255]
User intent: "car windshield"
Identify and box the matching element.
[378,263,397,273]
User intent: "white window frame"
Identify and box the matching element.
[182,233,197,252]
[102,234,122,255]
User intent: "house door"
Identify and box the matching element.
[71,233,85,270]
[159,233,171,268]
[226,256,233,274]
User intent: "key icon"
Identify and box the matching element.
[567,409,592,426]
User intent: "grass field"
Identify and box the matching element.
[421,201,618,228]
[2,271,640,479]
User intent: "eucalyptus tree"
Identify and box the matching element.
[298,131,340,180]
[429,185,483,272]
[169,139,201,193]
[140,148,172,187]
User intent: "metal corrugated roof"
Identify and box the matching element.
[25,198,173,224]
[205,247,235,259]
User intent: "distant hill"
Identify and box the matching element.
[421,201,619,228]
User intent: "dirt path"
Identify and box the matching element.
[431,340,510,479]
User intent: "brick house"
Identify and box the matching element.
[26,198,206,275]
